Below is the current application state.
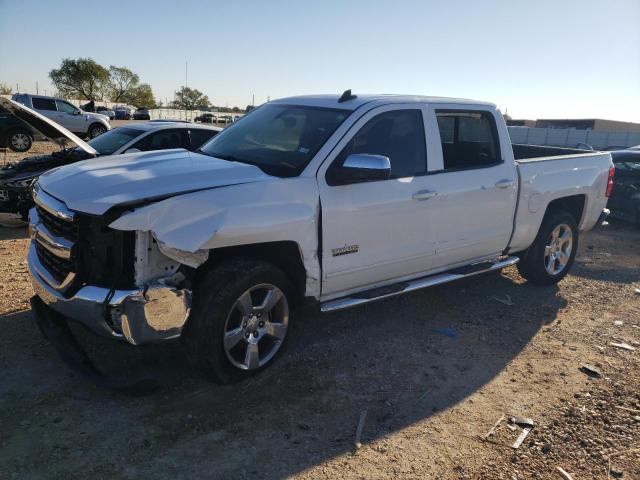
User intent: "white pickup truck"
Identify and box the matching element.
[29,91,614,386]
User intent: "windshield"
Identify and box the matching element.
[83,127,143,155]
[198,104,350,176]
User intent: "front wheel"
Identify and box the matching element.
[88,123,107,138]
[182,258,294,384]
[517,211,578,285]
[7,130,33,152]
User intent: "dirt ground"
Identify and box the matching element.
[0,144,639,479]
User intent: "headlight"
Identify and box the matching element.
[5,176,37,189]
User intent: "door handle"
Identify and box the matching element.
[495,179,515,189]
[412,190,438,201]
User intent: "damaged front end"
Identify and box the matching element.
[28,187,199,346]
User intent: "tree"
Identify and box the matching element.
[49,58,109,100]
[107,66,139,102]
[171,86,209,110]
[0,83,11,95]
[121,83,156,108]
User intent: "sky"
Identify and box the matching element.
[1,0,639,121]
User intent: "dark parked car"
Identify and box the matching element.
[0,97,220,226]
[607,150,640,225]
[0,105,37,152]
[114,106,133,120]
[133,106,151,120]
[195,112,216,123]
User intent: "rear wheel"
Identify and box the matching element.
[182,258,294,384]
[517,211,578,285]
[7,129,33,152]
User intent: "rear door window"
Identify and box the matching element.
[32,98,57,111]
[435,110,501,170]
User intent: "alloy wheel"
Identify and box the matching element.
[544,223,573,275]
[222,283,289,370]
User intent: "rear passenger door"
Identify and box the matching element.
[31,97,58,122]
[422,107,518,269]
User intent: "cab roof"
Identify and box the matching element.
[270,93,496,111]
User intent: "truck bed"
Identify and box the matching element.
[508,147,612,254]
[512,143,594,161]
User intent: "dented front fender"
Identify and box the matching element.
[109,177,322,298]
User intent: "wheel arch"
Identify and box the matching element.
[543,194,586,226]
[199,241,309,303]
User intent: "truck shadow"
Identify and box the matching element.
[0,270,564,478]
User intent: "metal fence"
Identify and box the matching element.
[508,126,640,150]
[149,109,242,124]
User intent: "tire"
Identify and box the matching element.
[7,129,33,152]
[517,210,579,285]
[182,257,295,384]
[88,123,107,138]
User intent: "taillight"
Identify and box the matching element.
[605,166,615,197]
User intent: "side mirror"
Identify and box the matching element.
[125,148,141,154]
[74,110,82,115]
[331,154,391,185]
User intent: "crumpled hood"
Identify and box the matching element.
[37,149,272,215]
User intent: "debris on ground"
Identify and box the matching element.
[609,342,636,351]
[556,466,574,480]
[354,410,367,450]
[432,327,459,340]
[511,425,532,449]
[510,416,535,428]
[614,406,640,414]
[491,294,514,306]
[483,414,505,441]
[580,364,602,378]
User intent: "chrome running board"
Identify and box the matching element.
[320,256,519,313]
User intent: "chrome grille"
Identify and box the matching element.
[35,204,78,240]
[34,241,73,283]
[30,187,77,292]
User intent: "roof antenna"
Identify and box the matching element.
[338,89,357,103]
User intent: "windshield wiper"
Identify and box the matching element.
[202,152,255,165]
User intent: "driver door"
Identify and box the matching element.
[54,100,85,133]
[318,105,437,299]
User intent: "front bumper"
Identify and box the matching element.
[28,242,192,345]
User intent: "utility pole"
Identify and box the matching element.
[36,81,39,95]
[252,93,255,106]
[185,61,188,89]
